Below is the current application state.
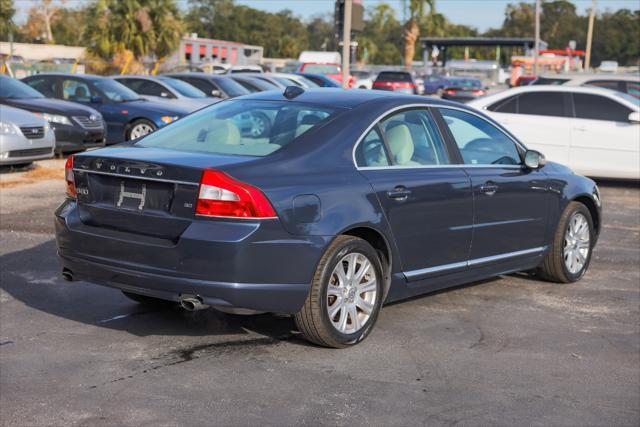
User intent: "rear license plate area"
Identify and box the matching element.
[86,174,174,213]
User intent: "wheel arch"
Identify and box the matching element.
[124,117,157,140]
[340,226,394,300]
[573,194,600,236]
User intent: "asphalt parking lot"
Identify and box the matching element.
[1,162,639,426]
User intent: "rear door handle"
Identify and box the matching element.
[387,186,411,201]
[479,183,498,196]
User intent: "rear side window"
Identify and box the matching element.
[61,79,94,102]
[488,95,518,113]
[439,108,521,166]
[136,100,337,157]
[356,127,389,167]
[572,93,632,122]
[518,92,567,117]
[376,72,412,82]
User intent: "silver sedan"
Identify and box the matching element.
[0,105,55,166]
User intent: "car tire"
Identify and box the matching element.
[295,235,384,348]
[121,291,172,306]
[537,201,594,283]
[126,119,156,141]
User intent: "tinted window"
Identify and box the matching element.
[136,100,337,157]
[1,76,44,99]
[182,77,213,95]
[488,95,518,113]
[572,93,632,122]
[213,77,250,97]
[62,79,93,102]
[584,80,622,92]
[93,79,140,101]
[158,77,206,98]
[25,77,56,97]
[379,109,449,166]
[518,92,567,117]
[356,127,389,167]
[531,77,568,85]
[440,108,521,166]
[302,64,340,74]
[376,72,412,82]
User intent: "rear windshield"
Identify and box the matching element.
[135,100,337,156]
[446,79,482,88]
[303,64,340,74]
[376,72,412,82]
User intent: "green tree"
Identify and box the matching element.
[85,0,182,61]
[50,7,88,46]
[403,0,435,68]
[0,0,16,40]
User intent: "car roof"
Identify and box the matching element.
[240,87,459,109]
[163,72,228,80]
[469,84,639,110]
[538,73,639,83]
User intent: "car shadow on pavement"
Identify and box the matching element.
[0,239,311,346]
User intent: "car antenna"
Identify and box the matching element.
[283,86,304,99]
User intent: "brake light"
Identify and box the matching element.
[195,170,276,218]
[65,156,76,198]
[445,88,457,95]
[473,89,486,95]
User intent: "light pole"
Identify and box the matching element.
[533,0,541,76]
[585,0,597,71]
[341,0,352,89]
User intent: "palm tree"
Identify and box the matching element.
[403,0,435,69]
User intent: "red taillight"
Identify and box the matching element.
[195,170,276,219]
[65,156,76,198]
[473,89,486,95]
[445,88,457,95]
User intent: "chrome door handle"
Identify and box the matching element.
[479,184,498,196]
[387,186,411,201]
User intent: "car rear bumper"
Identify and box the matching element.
[55,200,330,313]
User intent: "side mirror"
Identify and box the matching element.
[160,91,170,98]
[629,111,640,124]
[524,150,546,169]
[210,89,222,98]
[90,95,103,104]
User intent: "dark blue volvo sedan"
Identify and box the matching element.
[55,88,601,348]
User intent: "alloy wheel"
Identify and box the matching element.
[326,253,378,334]
[563,212,591,275]
[129,123,155,139]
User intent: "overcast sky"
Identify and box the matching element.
[11,0,640,32]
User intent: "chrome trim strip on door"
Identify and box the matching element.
[351,103,528,171]
[73,168,199,187]
[403,246,547,281]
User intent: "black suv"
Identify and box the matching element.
[0,75,106,153]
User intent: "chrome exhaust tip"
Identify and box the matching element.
[61,268,73,282]
[179,295,209,311]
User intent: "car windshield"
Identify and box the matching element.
[93,79,141,102]
[157,77,207,98]
[135,100,339,157]
[303,64,340,74]
[215,77,250,97]
[377,72,412,82]
[0,77,44,99]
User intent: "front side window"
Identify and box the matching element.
[517,92,567,117]
[158,77,207,98]
[488,95,518,113]
[439,108,521,166]
[625,81,639,99]
[572,93,632,122]
[136,100,338,157]
[62,79,93,102]
[25,77,56,97]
